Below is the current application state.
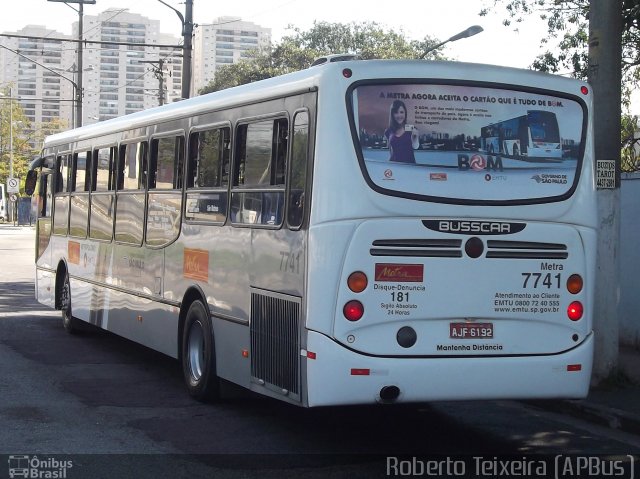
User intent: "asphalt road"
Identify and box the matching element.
[0,225,638,478]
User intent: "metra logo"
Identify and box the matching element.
[422,220,526,235]
[184,248,209,282]
[458,154,504,172]
[375,264,424,282]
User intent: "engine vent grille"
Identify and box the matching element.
[370,239,462,258]
[486,240,568,259]
[250,291,301,399]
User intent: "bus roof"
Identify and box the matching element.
[42,59,588,149]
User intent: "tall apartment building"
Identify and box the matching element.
[0,25,75,130]
[1,11,268,132]
[77,9,182,124]
[192,16,271,94]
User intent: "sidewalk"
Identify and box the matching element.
[531,344,640,436]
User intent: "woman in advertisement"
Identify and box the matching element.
[384,100,420,163]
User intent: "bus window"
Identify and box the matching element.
[118,142,148,191]
[55,154,70,193]
[93,147,116,192]
[69,151,91,238]
[146,136,184,246]
[90,147,116,241]
[73,151,91,193]
[232,119,287,226]
[185,127,230,223]
[150,136,184,190]
[187,128,230,189]
[287,111,309,228]
[115,142,147,244]
[53,154,71,236]
[353,83,583,203]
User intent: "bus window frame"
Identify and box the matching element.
[185,121,232,226]
[231,113,289,229]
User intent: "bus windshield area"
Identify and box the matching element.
[352,83,586,203]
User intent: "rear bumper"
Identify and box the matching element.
[305,330,593,407]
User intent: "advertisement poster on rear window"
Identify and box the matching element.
[352,83,586,202]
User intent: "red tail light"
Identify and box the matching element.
[568,301,583,321]
[343,300,364,321]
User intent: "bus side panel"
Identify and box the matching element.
[35,219,55,308]
[305,222,358,335]
[100,286,178,358]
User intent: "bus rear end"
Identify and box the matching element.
[303,62,595,407]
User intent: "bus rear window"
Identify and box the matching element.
[351,83,586,203]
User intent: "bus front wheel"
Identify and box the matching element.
[181,300,220,402]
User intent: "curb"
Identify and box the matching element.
[526,399,640,436]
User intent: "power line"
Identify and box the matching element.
[0,32,182,49]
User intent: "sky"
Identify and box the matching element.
[0,0,551,70]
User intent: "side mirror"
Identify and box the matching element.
[24,169,38,196]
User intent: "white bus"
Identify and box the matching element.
[480,110,563,160]
[26,60,595,407]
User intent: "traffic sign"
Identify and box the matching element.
[9,194,17,203]
[7,177,19,193]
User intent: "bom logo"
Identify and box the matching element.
[458,154,504,172]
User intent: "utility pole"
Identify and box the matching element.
[588,0,623,381]
[47,0,96,127]
[183,0,193,99]
[76,1,85,126]
[140,59,166,106]
[157,0,193,99]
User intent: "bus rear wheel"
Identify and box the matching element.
[181,300,220,402]
[60,271,82,334]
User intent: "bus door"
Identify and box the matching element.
[25,157,55,306]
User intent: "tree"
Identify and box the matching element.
[0,90,32,194]
[481,0,640,171]
[200,21,445,94]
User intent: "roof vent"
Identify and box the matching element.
[310,54,361,67]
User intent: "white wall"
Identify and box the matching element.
[620,173,640,347]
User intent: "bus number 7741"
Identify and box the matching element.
[521,272,561,289]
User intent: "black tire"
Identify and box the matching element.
[60,271,82,334]
[181,300,220,402]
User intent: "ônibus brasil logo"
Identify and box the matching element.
[457,154,504,172]
[8,455,73,478]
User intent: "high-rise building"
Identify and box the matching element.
[1,11,270,131]
[78,9,157,124]
[0,25,74,130]
[192,16,271,94]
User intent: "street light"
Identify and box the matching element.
[420,25,484,59]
